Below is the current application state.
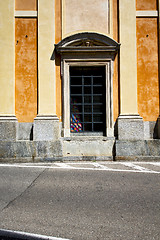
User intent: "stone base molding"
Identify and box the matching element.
[0,116,18,141]
[115,140,160,161]
[0,141,63,161]
[33,115,60,141]
[117,114,144,140]
[1,139,160,162]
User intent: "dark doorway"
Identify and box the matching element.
[70,66,106,135]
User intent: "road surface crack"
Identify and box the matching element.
[0,168,46,213]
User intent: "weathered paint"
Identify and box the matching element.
[62,0,111,38]
[55,0,62,120]
[15,18,37,122]
[0,0,15,115]
[55,56,62,121]
[15,0,37,11]
[55,0,62,44]
[113,55,119,122]
[136,0,157,10]
[113,0,119,121]
[113,0,118,42]
[137,18,159,121]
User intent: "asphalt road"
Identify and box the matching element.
[0,162,160,240]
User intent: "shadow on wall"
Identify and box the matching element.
[153,120,159,139]
[114,119,118,139]
[30,125,33,141]
[50,50,55,61]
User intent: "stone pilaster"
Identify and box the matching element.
[34,0,60,141]
[0,1,18,141]
[118,0,144,140]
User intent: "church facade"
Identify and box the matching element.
[0,0,160,161]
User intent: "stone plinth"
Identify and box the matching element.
[0,116,17,141]
[34,115,60,141]
[117,114,144,140]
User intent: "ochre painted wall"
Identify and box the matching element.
[113,0,119,122]
[15,18,37,122]
[136,0,157,10]
[15,0,37,11]
[137,18,159,121]
[55,0,62,120]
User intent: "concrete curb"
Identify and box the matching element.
[0,229,70,240]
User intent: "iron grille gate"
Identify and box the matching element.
[70,66,106,134]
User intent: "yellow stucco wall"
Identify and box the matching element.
[137,18,159,121]
[38,0,56,115]
[15,0,37,11]
[119,0,138,115]
[15,18,37,122]
[0,0,15,115]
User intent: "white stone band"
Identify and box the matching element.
[34,115,59,121]
[118,114,143,120]
[0,115,17,121]
[15,11,37,17]
[136,11,158,17]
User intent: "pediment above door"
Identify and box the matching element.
[55,32,120,54]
